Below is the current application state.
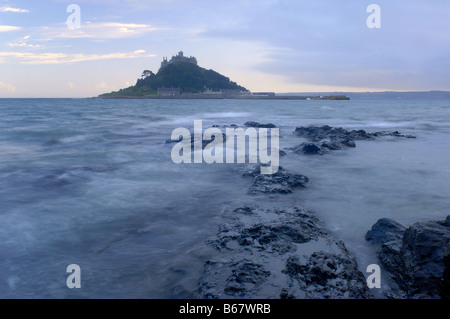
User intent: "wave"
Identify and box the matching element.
[200,111,252,119]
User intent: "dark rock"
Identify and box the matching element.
[283,252,371,298]
[214,208,326,254]
[244,121,277,128]
[321,140,344,150]
[366,218,407,292]
[401,218,450,298]
[441,243,450,299]
[166,131,226,149]
[384,131,416,139]
[366,216,450,298]
[294,125,370,142]
[294,125,416,142]
[293,125,416,156]
[223,260,271,297]
[212,124,238,128]
[197,206,373,299]
[242,166,309,194]
[341,139,356,147]
[290,139,357,156]
[300,143,323,155]
[366,218,406,245]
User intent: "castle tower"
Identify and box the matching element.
[159,51,197,70]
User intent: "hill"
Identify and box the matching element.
[99,57,248,98]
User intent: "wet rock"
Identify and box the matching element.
[223,261,271,297]
[284,251,371,299]
[320,140,345,150]
[244,121,277,128]
[294,125,415,142]
[214,208,326,254]
[294,125,368,142]
[366,216,450,299]
[378,131,416,139]
[242,166,309,194]
[293,143,326,155]
[365,218,406,245]
[340,139,357,147]
[165,132,227,149]
[212,124,238,128]
[365,218,407,294]
[292,125,415,156]
[197,206,373,299]
[441,243,450,299]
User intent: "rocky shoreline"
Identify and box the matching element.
[197,205,373,299]
[171,122,448,299]
[366,216,450,299]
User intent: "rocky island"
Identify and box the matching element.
[98,51,350,100]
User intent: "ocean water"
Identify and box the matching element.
[0,98,449,298]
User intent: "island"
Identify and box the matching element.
[98,51,350,100]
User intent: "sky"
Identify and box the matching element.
[0,0,449,97]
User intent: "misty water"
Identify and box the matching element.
[0,98,449,298]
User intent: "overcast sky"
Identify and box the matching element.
[1,0,449,97]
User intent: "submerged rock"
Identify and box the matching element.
[366,216,450,299]
[197,206,373,299]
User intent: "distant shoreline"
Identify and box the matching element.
[96,95,350,100]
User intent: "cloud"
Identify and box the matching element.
[0,25,21,32]
[41,22,162,40]
[0,6,29,13]
[0,50,155,64]
[193,0,450,90]
[8,36,44,49]
[0,81,17,92]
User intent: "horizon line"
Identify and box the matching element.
[1,89,450,99]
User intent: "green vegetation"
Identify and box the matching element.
[99,62,248,97]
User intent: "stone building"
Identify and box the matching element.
[160,51,197,69]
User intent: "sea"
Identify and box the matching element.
[0,97,449,298]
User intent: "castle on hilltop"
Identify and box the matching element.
[160,51,197,69]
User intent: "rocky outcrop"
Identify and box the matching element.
[179,121,426,299]
[366,216,450,299]
[165,131,227,149]
[197,206,373,299]
[242,166,309,194]
[244,121,277,128]
[292,125,415,155]
[294,125,415,142]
